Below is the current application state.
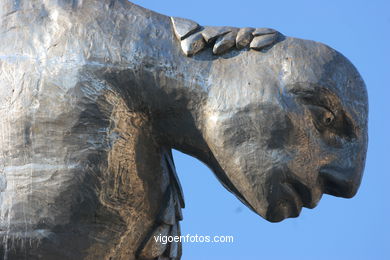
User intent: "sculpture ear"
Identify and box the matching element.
[171,17,283,56]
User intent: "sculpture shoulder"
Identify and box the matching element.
[171,16,284,56]
[0,1,161,61]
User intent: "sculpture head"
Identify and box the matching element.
[196,37,368,222]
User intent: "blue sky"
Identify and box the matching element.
[131,1,389,259]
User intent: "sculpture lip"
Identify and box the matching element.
[265,185,302,223]
[283,182,303,213]
[265,175,323,222]
[269,180,317,222]
[285,178,318,209]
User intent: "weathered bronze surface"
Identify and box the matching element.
[0,0,368,259]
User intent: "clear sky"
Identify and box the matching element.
[131,1,389,259]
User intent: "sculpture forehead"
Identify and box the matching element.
[280,38,366,95]
[206,37,368,125]
[279,38,368,125]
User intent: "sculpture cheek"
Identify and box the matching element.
[267,115,295,149]
[220,116,258,148]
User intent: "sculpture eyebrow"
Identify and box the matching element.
[290,85,357,140]
[289,85,339,110]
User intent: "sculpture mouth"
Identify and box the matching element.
[265,179,321,222]
[287,178,320,209]
[282,182,304,215]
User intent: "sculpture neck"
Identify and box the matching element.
[72,1,211,154]
[100,1,211,153]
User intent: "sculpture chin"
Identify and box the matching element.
[266,202,302,223]
[262,179,323,222]
[265,183,305,222]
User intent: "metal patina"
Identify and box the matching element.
[0,0,368,259]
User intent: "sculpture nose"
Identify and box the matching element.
[319,165,363,198]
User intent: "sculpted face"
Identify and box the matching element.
[202,38,368,222]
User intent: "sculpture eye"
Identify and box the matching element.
[321,109,335,126]
[290,86,357,142]
[309,105,335,130]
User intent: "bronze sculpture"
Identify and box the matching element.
[0,0,368,259]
